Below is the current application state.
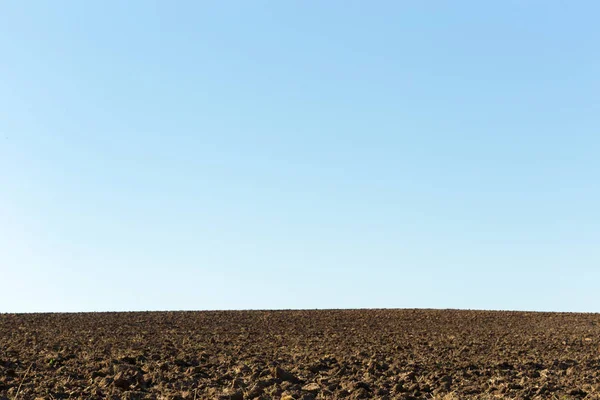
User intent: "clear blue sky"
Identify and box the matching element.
[1,2,599,313]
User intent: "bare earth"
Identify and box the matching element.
[1,309,600,399]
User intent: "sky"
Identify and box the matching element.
[1,1,599,313]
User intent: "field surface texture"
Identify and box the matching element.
[1,310,600,399]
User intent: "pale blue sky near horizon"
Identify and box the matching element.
[1,1,599,313]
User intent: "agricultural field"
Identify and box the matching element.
[1,309,600,399]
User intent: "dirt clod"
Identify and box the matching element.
[271,366,301,383]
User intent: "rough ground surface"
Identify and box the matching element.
[1,309,600,399]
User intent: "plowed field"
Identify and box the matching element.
[1,310,600,399]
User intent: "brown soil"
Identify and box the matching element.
[1,309,600,399]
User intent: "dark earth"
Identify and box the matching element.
[1,309,600,399]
